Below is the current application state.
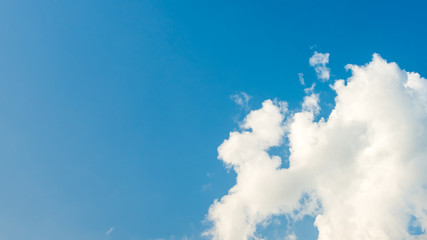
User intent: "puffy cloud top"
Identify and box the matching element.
[206,54,427,240]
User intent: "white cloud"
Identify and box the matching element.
[206,54,427,240]
[309,52,330,81]
[106,227,114,236]
[286,234,297,240]
[298,73,305,85]
[231,92,251,110]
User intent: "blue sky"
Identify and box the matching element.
[1,1,427,239]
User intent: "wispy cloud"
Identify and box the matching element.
[309,51,330,81]
[105,227,114,236]
[230,92,251,110]
[286,234,297,240]
[206,54,427,240]
[298,73,305,85]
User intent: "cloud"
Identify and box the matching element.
[206,54,427,240]
[231,92,251,110]
[298,73,305,85]
[106,227,114,236]
[286,234,297,240]
[309,52,330,81]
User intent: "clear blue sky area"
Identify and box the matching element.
[0,1,426,239]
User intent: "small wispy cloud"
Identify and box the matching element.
[298,73,305,85]
[106,227,114,236]
[309,51,330,81]
[304,83,316,94]
[149,234,194,240]
[286,234,297,240]
[230,92,251,110]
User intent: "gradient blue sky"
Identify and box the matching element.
[1,0,427,239]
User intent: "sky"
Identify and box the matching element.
[1,1,427,240]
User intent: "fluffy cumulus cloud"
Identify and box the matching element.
[206,54,427,240]
[309,52,330,81]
